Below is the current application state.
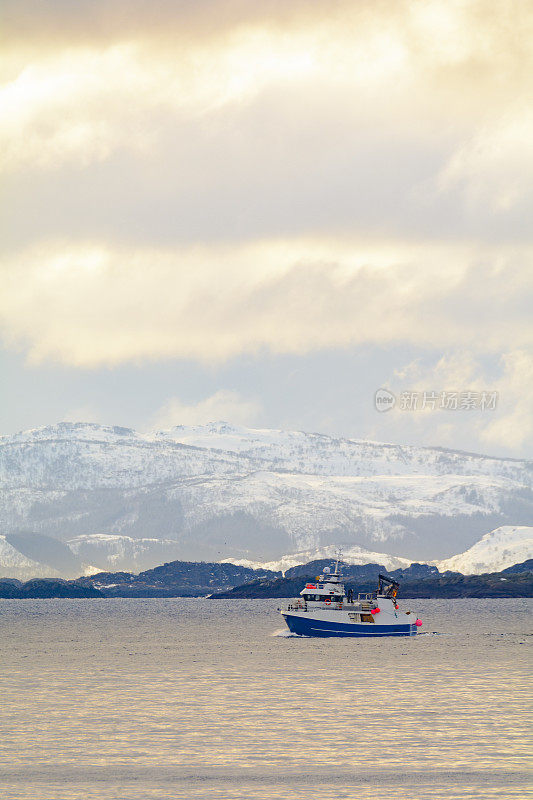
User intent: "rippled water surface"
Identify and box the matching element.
[0,598,531,799]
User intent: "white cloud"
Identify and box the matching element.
[479,350,533,451]
[370,349,533,456]
[0,239,531,367]
[439,108,533,215]
[1,0,532,182]
[1,1,530,263]
[0,46,152,173]
[62,405,102,424]
[151,390,261,429]
[394,351,482,393]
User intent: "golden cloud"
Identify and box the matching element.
[0,239,531,366]
[1,0,532,175]
[1,0,531,370]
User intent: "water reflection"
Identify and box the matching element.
[1,598,531,799]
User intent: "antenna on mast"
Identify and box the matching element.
[334,547,343,575]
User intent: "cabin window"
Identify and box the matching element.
[360,613,375,623]
[305,594,345,602]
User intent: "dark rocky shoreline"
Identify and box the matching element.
[1,558,531,599]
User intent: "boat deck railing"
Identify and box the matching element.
[282,592,381,613]
[282,599,376,613]
[283,600,307,612]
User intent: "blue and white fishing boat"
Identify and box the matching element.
[281,554,422,637]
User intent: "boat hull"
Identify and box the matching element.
[283,612,417,637]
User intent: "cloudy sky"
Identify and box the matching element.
[1,0,532,456]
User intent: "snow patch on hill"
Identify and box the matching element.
[436,526,533,574]
[162,422,530,480]
[0,536,61,579]
[224,544,412,575]
[67,534,182,572]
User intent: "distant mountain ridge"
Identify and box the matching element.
[1,557,531,599]
[209,566,533,600]
[75,560,280,597]
[230,528,533,577]
[436,526,533,574]
[0,421,532,578]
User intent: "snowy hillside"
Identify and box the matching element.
[0,421,531,577]
[67,534,186,573]
[0,535,62,580]
[165,422,529,481]
[223,544,412,574]
[436,526,533,574]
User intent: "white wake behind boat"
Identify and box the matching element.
[281,554,422,637]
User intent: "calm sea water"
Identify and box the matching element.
[0,598,531,800]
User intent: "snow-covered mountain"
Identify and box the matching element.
[436,526,533,575]
[0,421,531,577]
[0,535,62,580]
[67,533,185,573]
